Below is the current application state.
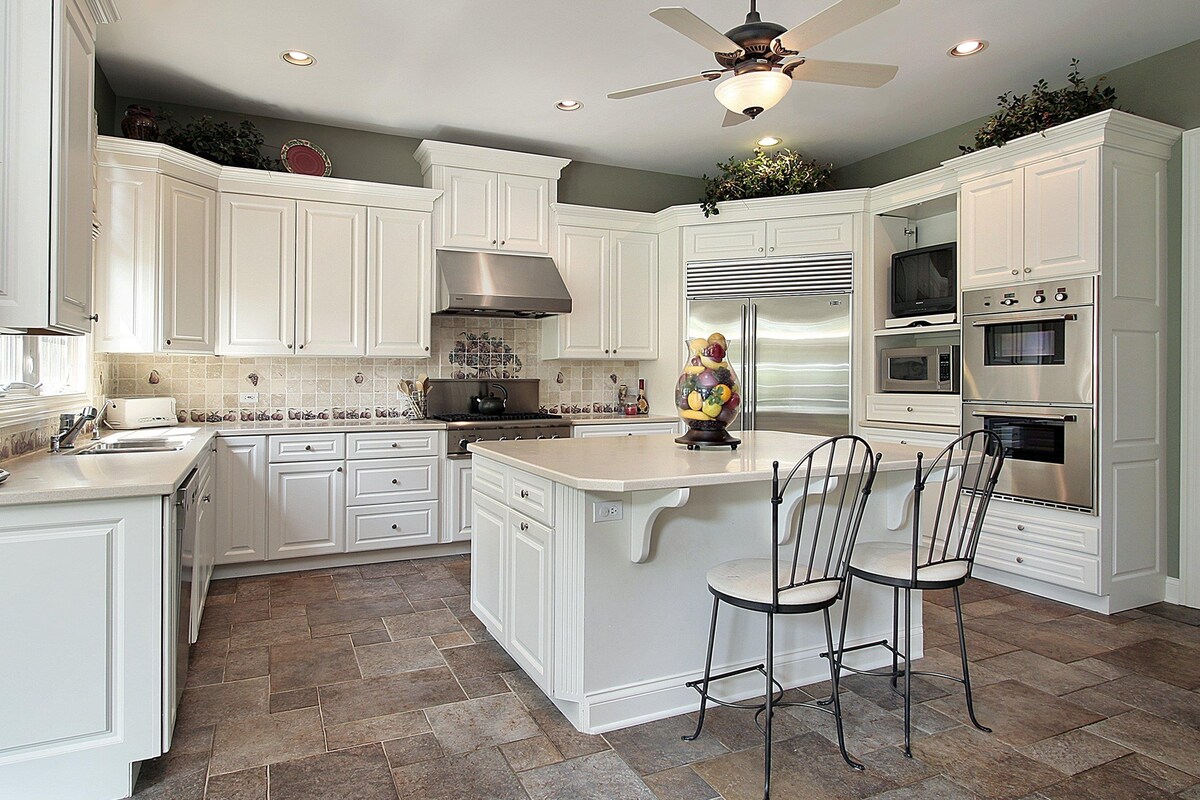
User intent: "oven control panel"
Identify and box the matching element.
[961,276,1094,315]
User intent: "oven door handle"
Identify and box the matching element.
[969,312,1078,327]
[970,410,1079,422]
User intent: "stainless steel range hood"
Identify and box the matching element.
[434,250,572,318]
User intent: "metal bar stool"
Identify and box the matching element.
[682,435,882,800]
[833,429,1005,758]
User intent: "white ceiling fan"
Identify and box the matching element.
[608,0,901,126]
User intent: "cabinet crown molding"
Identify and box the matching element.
[97,136,223,183]
[553,203,656,231]
[867,166,959,215]
[944,110,1182,182]
[414,140,570,179]
[653,187,870,232]
[85,0,120,24]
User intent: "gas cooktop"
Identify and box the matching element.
[431,412,562,424]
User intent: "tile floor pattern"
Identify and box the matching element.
[134,557,1200,799]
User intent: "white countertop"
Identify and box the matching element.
[0,429,217,507]
[469,431,943,492]
[562,414,678,426]
[205,418,447,435]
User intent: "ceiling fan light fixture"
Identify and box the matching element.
[757,136,783,147]
[554,99,583,111]
[281,49,316,66]
[714,70,791,118]
[948,39,988,57]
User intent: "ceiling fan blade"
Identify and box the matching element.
[773,0,899,55]
[608,72,721,100]
[650,7,744,57]
[721,109,751,127]
[784,58,899,88]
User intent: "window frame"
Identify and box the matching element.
[0,335,91,427]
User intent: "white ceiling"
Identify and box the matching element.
[97,1,1200,177]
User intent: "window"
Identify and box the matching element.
[0,335,89,400]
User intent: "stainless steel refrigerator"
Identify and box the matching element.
[687,295,851,436]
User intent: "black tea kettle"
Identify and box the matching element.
[477,383,508,415]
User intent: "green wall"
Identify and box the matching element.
[100,86,703,213]
[94,61,116,137]
[836,38,1200,579]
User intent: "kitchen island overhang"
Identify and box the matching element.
[468,431,954,734]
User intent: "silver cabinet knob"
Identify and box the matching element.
[165,339,172,346]
[1016,524,1025,531]
[757,246,764,252]
[391,524,399,530]
[519,489,530,498]
[906,406,914,412]
[769,246,775,252]
[501,240,506,245]
[520,522,529,531]
[425,346,430,351]
[1011,269,1019,275]
[304,445,313,451]
[1015,556,1025,564]
[299,344,305,349]
[491,239,497,245]
[391,442,399,448]
[1024,267,1032,273]
[337,466,343,472]
[391,478,399,485]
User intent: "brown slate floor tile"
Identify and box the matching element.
[1085,709,1200,777]
[909,726,1063,799]
[1034,754,1175,800]
[354,637,446,677]
[317,666,466,726]
[1095,639,1200,689]
[440,640,520,681]
[499,734,564,772]
[176,676,269,729]
[643,765,722,800]
[209,707,326,775]
[974,649,1110,696]
[530,706,611,760]
[323,710,429,751]
[382,731,444,768]
[606,715,731,776]
[1017,728,1131,776]
[382,607,464,640]
[390,745,529,800]
[519,749,657,800]
[304,594,415,629]
[203,766,267,800]
[925,680,1102,748]
[269,743,399,800]
[269,635,361,692]
[424,693,543,755]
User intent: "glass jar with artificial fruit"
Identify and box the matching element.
[674,333,741,450]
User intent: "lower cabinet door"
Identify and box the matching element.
[268,461,345,558]
[443,458,473,543]
[507,512,553,692]
[346,501,438,552]
[215,436,268,564]
[470,491,507,636]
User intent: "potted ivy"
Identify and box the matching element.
[960,59,1119,153]
[699,147,833,217]
[157,111,280,170]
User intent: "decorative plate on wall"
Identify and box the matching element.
[281,139,332,176]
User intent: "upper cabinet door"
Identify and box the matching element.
[684,221,766,262]
[366,208,431,358]
[93,165,157,352]
[610,230,658,360]
[443,167,497,250]
[766,215,854,257]
[161,175,217,353]
[556,226,609,358]
[219,195,296,355]
[50,0,97,332]
[497,173,550,254]
[1023,148,1100,281]
[959,170,1025,290]
[296,201,366,356]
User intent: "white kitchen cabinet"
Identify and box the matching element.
[684,215,854,262]
[497,173,550,253]
[507,512,553,687]
[296,200,366,355]
[443,458,473,543]
[346,501,439,552]
[0,496,163,800]
[414,140,568,256]
[0,0,108,334]
[191,445,216,642]
[543,220,659,360]
[865,393,960,428]
[959,148,1100,290]
[214,436,268,564]
[93,164,158,352]
[572,421,681,438]
[366,207,431,357]
[161,175,218,353]
[268,461,346,558]
[470,490,508,635]
[219,195,297,355]
[345,456,438,506]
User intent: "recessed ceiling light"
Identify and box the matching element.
[281,50,316,66]
[948,39,988,57]
[757,136,783,147]
[555,99,583,111]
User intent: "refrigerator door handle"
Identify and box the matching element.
[748,302,758,431]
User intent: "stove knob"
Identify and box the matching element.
[458,438,470,449]
[1054,291,1068,302]
[1000,298,1018,306]
[514,435,523,441]
[551,434,561,440]
[498,436,507,442]
[536,435,546,440]
[1033,294,1046,304]
[473,436,484,443]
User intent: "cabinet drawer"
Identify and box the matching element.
[975,533,1100,595]
[346,456,438,506]
[346,501,439,552]
[473,458,507,502]
[861,426,958,450]
[572,422,680,438]
[347,430,439,459]
[508,469,554,527]
[269,433,345,462]
[978,504,1100,556]
[866,394,960,427]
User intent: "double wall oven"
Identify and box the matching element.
[961,276,1096,511]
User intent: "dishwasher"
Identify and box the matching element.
[165,467,198,750]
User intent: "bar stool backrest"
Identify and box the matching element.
[772,435,881,609]
[910,429,1006,582]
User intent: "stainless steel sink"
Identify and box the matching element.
[74,438,187,455]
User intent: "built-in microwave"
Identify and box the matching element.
[879,345,960,393]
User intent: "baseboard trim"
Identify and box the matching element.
[212,542,470,580]
[1166,577,1180,605]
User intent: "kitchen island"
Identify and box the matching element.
[468,431,944,734]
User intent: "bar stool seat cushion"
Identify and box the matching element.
[850,542,969,584]
[706,559,840,607]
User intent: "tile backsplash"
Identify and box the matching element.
[100,317,647,422]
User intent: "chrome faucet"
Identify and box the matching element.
[50,405,98,453]
[91,400,109,440]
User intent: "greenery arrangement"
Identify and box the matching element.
[961,59,1119,153]
[699,147,834,217]
[158,111,279,170]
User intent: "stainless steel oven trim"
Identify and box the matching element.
[962,402,1094,510]
[969,312,1079,327]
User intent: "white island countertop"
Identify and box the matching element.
[470,430,948,492]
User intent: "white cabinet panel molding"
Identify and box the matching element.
[296,201,367,356]
[366,208,431,357]
[219,195,297,355]
[93,166,157,352]
[161,175,217,353]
